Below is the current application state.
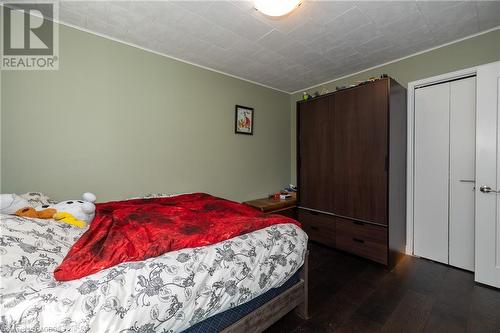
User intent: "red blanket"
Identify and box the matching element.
[54,193,299,281]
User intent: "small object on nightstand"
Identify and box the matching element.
[243,192,297,219]
[269,192,281,199]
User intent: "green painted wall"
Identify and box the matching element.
[290,29,500,183]
[1,23,291,202]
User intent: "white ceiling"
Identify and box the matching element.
[20,1,500,92]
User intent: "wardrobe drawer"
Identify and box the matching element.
[298,209,336,247]
[335,218,388,265]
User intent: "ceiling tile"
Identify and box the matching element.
[416,1,468,17]
[59,5,86,28]
[231,1,256,12]
[106,2,157,29]
[204,1,273,41]
[475,1,500,31]
[356,1,420,27]
[355,35,395,55]
[343,23,381,46]
[324,6,373,35]
[286,20,326,46]
[85,16,130,42]
[431,16,479,44]
[257,29,294,51]
[251,49,285,66]
[303,1,356,25]
[418,1,477,27]
[226,37,264,57]
[376,9,429,39]
[325,44,360,63]
[169,1,215,16]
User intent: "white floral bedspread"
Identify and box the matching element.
[0,213,307,333]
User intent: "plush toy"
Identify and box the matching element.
[16,206,57,219]
[0,194,30,214]
[11,192,96,228]
[36,192,97,228]
[53,212,87,228]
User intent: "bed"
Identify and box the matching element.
[0,193,308,332]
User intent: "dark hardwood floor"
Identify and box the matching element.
[266,242,500,333]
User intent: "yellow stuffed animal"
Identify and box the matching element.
[12,192,96,228]
[16,206,57,219]
[36,192,96,228]
[53,212,87,228]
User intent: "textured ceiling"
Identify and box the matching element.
[15,1,500,92]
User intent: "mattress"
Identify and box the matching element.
[0,211,307,332]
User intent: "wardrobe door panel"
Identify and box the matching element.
[414,83,450,264]
[333,80,388,223]
[298,97,335,212]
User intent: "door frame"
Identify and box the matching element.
[406,66,478,255]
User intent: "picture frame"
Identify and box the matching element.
[235,105,254,135]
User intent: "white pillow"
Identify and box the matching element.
[0,194,30,214]
[19,192,55,207]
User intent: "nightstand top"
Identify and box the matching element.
[243,193,297,213]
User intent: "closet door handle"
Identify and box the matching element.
[480,185,498,193]
[459,179,475,183]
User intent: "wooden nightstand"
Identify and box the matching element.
[243,193,297,219]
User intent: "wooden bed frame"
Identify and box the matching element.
[222,251,309,332]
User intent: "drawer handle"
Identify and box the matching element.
[310,226,319,231]
[353,238,365,244]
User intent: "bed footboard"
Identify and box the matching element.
[295,250,309,320]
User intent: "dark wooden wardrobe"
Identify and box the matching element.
[297,78,407,265]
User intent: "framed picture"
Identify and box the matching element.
[235,105,254,135]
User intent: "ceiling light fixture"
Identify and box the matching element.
[254,0,302,17]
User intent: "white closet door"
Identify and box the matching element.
[475,61,500,288]
[449,77,476,271]
[414,83,450,264]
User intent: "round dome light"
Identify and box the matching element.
[254,0,302,17]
